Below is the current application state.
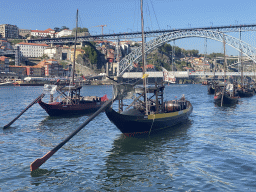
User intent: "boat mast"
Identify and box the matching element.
[71,9,79,86]
[239,27,244,87]
[140,0,148,114]
[223,34,226,82]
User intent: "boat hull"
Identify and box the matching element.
[214,93,238,105]
[208,86,215,94]
[105,103,193,137]
[237,90,254,97]
[38,99,107,116]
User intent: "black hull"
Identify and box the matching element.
[208,86,215,94]
[237,90,254,98]
[214,94,238,106]
[105,104,193,137]
[38,100,106,117]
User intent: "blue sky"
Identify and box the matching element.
[1,0,256,56]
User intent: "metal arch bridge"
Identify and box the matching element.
[27,24,256,44]
[118,29,256,76]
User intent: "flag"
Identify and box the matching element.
[142,74,149,79]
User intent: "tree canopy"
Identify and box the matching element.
[73,27,89,33]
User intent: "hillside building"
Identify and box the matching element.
[36,59,64,77]
[31,28,55,38]
[0,24,19,39]
[56,29,72,37]
[19,29,31,38]
[15,42,49,58]
[0,56,10,72]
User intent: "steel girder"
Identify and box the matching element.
[118,30,256,76]
[28,24,256,44]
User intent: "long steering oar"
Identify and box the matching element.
[30,97,115,172]
[3,93,45,129]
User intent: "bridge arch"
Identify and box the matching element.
[118,30,256,76]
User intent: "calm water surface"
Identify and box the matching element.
[0,84,256,191]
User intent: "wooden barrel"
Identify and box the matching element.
[165,100,181,112]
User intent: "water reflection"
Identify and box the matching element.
[97,121,192,190]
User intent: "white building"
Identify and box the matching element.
[31,28,55,38]
[56,29,72,37]
[16,42,49,58]
[44,46,63,60]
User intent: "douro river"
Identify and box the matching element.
[0,84,255,191]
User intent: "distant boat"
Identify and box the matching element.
[105,0,193,136]
[38,10,108,116]
[214,83,239,106]
[207,81,216,94]
[213,33,239,106]
[237,86,254,97]
[13,77,69,86]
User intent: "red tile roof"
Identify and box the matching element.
[17,42,49,47]
[0,56,8,61]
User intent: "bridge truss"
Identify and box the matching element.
[28,24,256,44]
[118,30,256,76]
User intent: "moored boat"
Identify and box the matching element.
[38,85,108,116]
[208,81,216,94]
[106,84,193,136]
[214,83,239,106]
[237,84,254,97]
[38,10,108,117]
[105,0,192,136]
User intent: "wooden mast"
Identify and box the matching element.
[223,34,226,82]
[239,27,244,88]
[140,0,148,115]
[71,9,78,86]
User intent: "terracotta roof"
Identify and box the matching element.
[31,28,54,33]
[35,59,60,67]
[9,65,26,68]
[0,56,8,61]
[45,28,54,31]
[17,42,49,47]
[146,64,154,69]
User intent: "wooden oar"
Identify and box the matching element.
[30,97,115,171]
[3,93,45,129]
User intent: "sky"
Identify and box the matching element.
[1,0,256,56]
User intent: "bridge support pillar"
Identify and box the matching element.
[14,46,20,66]
[80,41,87,47]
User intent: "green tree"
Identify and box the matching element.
[73,27,89,33]
[61,26,69,30]
[81,42,99,67]
[54,27,60,32]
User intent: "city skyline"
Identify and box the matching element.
[1,0,256,56]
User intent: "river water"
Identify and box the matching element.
[0,84,256,191]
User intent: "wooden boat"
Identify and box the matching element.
[237,85,254,97]
[207,81,216,94]
[213,34,239,106]
[38,10,108,116]
[38,85,108,116]
[202,80,209,85]
[214,83,239,106]
[105,0,193,137]
[105,84,193,137]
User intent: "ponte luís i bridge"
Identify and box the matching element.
[27,24,256,77]
[118,29,256,76]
